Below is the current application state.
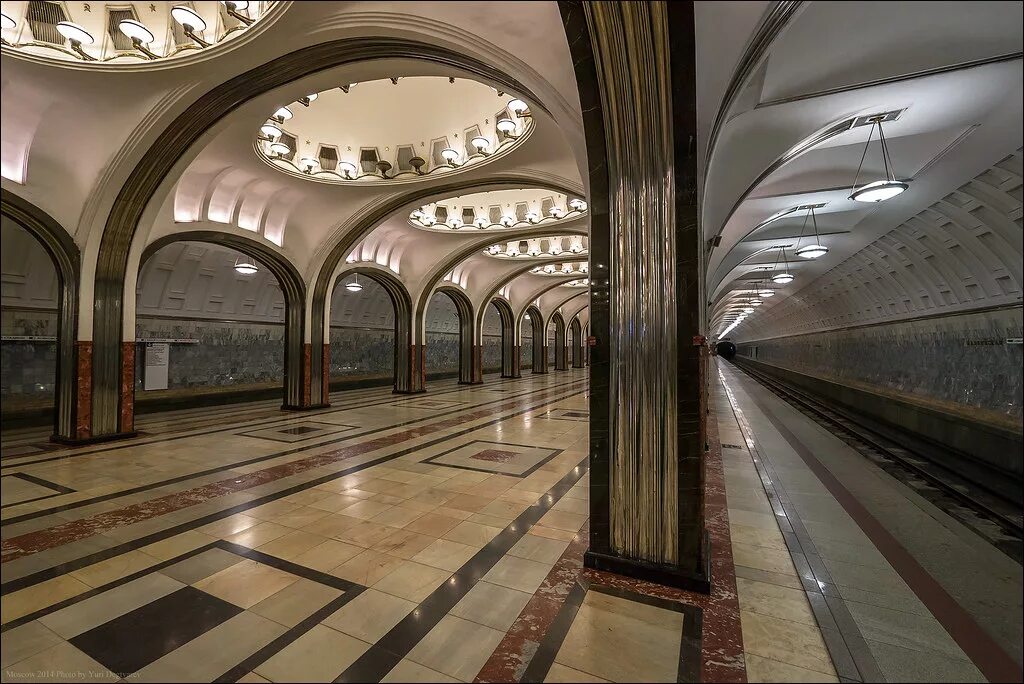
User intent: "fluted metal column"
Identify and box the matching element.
[562,0,709,591]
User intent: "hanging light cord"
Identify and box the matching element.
[810,206,821,244]
[794,208,810,251]
[876,121,897,182]
[850,121,876,193]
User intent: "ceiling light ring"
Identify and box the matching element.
[849,117,909,203]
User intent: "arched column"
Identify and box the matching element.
[139,232,310,424]
[432,286,477,385]
[560,1,709,592]
[524,305,547,374]
[1,193,82,442]
[552,312,569,370]
[333,267,417,395]
[490,298,518,378]
[570,316,584,368]
[87,38,555,439]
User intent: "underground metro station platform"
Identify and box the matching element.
[1,2,1022,683]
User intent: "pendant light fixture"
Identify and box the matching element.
[234,256,258,275]
[794,206,829,259]
[771,247,794,284]
[345,275,363,292]
[849,117,908,203]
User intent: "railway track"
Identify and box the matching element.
[735,361,1024,564]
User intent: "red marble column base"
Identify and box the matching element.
[120,341,135,433]
[74,341,92,441]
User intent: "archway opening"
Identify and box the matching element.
[134,241,286,412]
[482,301,504,378]
[0,218,60,428]
[520,314,534,372]
[547,319,557,369]
[329,275,395,388]
[424,291,462,381]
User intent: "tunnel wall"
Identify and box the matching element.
[736,306,1023,427]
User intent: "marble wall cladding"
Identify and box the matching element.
[737,307,1024,421]
[481,334,502,373]
[1,309,58,399]
[425,331,461,373]
[329,326,395,380]
[134,318,285,390]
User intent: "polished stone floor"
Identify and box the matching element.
[1,372,726,683]
[3,367,1016,683]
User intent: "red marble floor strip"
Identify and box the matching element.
[1,384,580,563]
[474,410,746,683]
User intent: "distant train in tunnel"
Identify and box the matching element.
[715,341,737,360]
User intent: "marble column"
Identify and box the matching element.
[561,0,709,592]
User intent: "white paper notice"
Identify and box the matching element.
[144,342,170,391]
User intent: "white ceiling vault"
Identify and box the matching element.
[2,1,1020,349]
[704,1,1023,341]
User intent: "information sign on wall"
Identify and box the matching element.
[144,342,170,391]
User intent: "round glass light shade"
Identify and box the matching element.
[562,264,574,274]
[525,212,539,223]
[471,136,490,151]
[56,21,94,44]
[268,141,290,155]
[1,12,16,30]
[757,289,775,297]
[580,263,588,273]
[795,244,829,259]
[496,118,516,133]
[224,0,250,9]
[300,157,318,171]
[507,99,528,114]
[505,242,520,257]
[743,307,754,314]
[499,215,516,227]
[549,207,565,218]
[234,259,258,275]
[488,245,501,255]
[850,179,908,203]
[273,106,293,121]
[475,217,489,228]
[772,273,795,284]
[345,281,363,292]
[171,5,207,31]
[543,264,556,273]
[304,92,317,102]
[447,217,463,229]
[569,198,587,210]
[260,123,282,139]
[750,300,761,306]
[118,19,155,43]
[337,161,357,176]
[409,209,423,220]
[440,148,460,163]
[420,214,437,226]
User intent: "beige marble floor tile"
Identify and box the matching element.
[431,506,475,521]
[544,662,611,683]
[0,621,64,669]
[307,493,365,512]
[736,577,818,627]
[273,505,332,529]
[380,658,460,683]
[335,520,400,548]
[372,560,452,602]
[300,512,363,539]
[744,653,840,683]
[371,505,428,529]
[194,559,300,608]
[450,580,532,631]
[730,523,788,551]
[538,510,587,533]
[224,521,293,549]
[281,489,334,507]
[411,538,480,572]
[509,534,570,564]
[330,549,406,585]
[406,614,506,682]
[445,493,496,513]
[198,513,262,538]
[1,640,119,682]
[483,555,552,594]
[734,565,806,591]
[339,499,396,521]
[740,610,835,675]
[442,520,503,548]
[469,511,517,528]
[372,529,438,560]
[236,672,271,683]
[68,549,160,588]
[732,542,797,576]
[1,574,91,624]
[245,499,302,521]
[555,590,683,683]
[291,538,364,572]
[529,525,580,542]
[403,512,463,537]
[249,578,342,627]
[138,530,216,560]
[256,530,326,560]
[322,588,416,642]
